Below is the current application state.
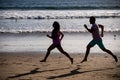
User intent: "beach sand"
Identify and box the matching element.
[0,53,120,80]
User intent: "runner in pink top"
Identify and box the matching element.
[51,28,62,46]
[40,21,73,64]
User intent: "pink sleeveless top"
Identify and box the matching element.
[52,30,61,45]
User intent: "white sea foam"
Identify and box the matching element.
[0,10,120,33]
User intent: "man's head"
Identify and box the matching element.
[89,16,96,24]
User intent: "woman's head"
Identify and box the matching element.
[53,21,60,31]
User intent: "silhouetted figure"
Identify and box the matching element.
[81,16,118,63]
[40,21,73,64]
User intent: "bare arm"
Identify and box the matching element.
[98,24,104,37]
[60,32,64,40]
[84,24,92,33]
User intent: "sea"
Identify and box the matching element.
[0,0,120,53]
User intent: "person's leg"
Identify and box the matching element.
[81,40,95,63]
[81,45,91,63]
[101,48,118,62]
[56,44,73,64]
[98,40,118,62]
[40,44,56,62]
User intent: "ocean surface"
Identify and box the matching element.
[0,0,120,53]
[0,0,120,10]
